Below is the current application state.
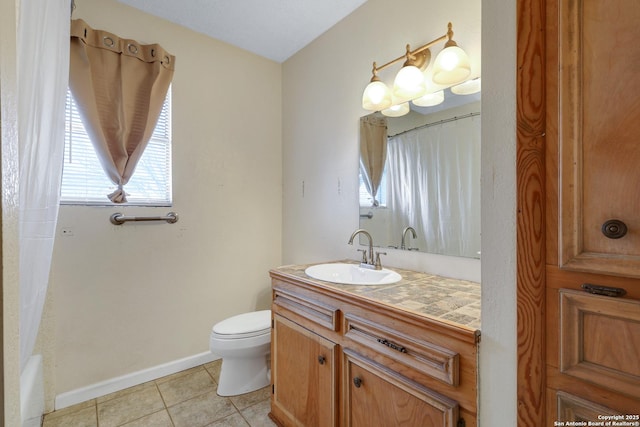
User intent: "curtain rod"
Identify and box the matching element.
[388,111,481,138]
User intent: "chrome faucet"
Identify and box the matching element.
[400,226,417,250]
[348,228,378,269]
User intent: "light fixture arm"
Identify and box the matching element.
[444,22,458,48]
[368,61,380,82]
[370,31,448,76]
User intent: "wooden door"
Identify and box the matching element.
[271,314,338,427]
[517,0,640,424]
[343,349,458,427]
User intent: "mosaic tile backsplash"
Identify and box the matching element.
[272,261,481,331]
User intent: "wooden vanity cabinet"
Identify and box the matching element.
[269,270,480,427]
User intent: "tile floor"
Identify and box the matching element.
[42,360,277,427]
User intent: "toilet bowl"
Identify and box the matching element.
[209,309,271,396]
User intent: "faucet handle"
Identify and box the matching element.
[374,251,386,270]
[357,249,368,263]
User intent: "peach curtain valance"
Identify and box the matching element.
[69,19,175,203]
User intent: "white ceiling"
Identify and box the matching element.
[116,0,368,63]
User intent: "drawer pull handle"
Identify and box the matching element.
[377,338,407,353]
[601,219,627,239]
[353,377,363,388]
[582,283,626,298]
[318,355,325,365]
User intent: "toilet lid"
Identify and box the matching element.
[213,310,271,336]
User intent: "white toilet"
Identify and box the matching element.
[209,309,271,396]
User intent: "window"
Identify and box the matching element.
[358,165,388,207]
[61,88,172,206]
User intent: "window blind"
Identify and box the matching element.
[61,88,172,206]
[359,167,388,207]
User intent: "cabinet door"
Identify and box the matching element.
[516,0,640,423]
[344,349,459,427]
[271,314,338,427]
[555,0,640,277]
[542,0,640,422]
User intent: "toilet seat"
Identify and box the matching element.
[212,310,271,339]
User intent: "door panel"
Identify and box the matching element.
[581,0,640,259]
[556,391,622,422]
[559,290,640,397]
[557,0,640,277]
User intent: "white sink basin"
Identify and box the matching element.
[304,263,402,285]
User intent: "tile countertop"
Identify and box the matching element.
[271,261,481,331]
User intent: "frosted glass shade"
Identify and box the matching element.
[362,80,392,111]
[451,77,481,95]
[423,66,447,93]
[413,90,445,107]
[393,65,426,100]
[432,46,471,85]
[381,102,410,117]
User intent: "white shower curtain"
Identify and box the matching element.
[18,0,70,371]
[387,115,481,258]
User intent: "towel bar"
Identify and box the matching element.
[110,212,178,225]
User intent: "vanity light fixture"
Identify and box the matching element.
[392,46,430,100]
[451,77,481,95]
[381,102,410,117]
[413,90,445,107]
[431,23,472,85]
[410,67,448,108]
[362,67,393,111]
[362,22,475,117]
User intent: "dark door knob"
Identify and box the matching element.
[318,355,325,365]
[353,377,362,388]
[601,219,627,239]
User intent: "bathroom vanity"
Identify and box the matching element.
[269,262,480,427]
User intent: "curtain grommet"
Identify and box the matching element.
[127,44,138,55]
[103,36,115,48]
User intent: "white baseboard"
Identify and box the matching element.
[54,351,219,410]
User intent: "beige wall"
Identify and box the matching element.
[45,0,282,399]
[281,0,517,425]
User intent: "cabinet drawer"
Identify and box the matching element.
[344,313,459,386]
[273,287,339,331]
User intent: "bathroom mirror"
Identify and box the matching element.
[359,93,481,258]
